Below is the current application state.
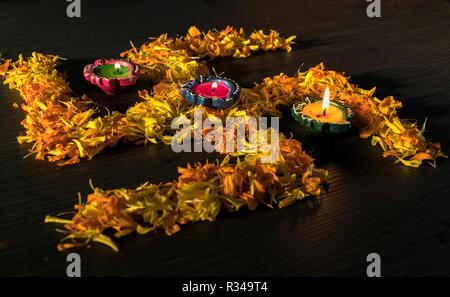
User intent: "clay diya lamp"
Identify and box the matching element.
[83,59,140,95]
[180,75,241,109]
[292,87,353,134]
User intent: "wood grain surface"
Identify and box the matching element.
[0,0,449,276]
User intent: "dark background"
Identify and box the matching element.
[0,0,449,276]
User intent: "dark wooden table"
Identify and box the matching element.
[1,0,449,276]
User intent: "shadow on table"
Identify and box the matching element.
[58,59,154,115]
[290,37,333,51]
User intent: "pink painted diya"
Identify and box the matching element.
[83,59,141,95]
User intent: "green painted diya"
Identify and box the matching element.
[292,97,353,134]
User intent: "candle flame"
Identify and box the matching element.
[114,62,121,74]
[322,87,330,115]
[211,82,218,92]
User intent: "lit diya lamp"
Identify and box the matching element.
[180,75,241,109]
[292,87,353,134]
[83,59,141,95]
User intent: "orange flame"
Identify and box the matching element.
[321,87,330,115]
[211,82,218,92]
[114,62,121,73]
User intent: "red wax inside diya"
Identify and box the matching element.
[192,81,230,99]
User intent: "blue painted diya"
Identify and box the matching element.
[180,75,241,109]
